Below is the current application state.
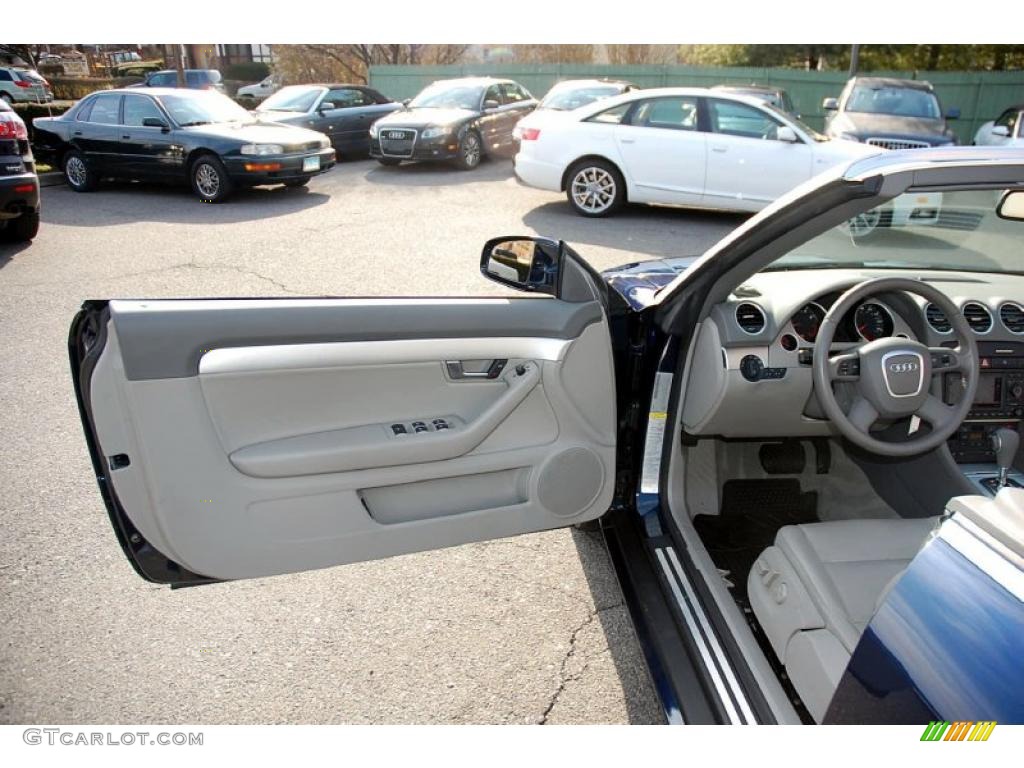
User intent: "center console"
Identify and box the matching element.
[945,341,1024,494]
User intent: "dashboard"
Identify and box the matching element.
[681,268,1024,456]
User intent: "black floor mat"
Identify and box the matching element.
[693,479,819,603]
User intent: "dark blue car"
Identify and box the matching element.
[68,147,1024,724]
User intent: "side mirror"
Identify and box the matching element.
[822,97,839,111]
[945,107,961,120]
[319,101,336,112]
[142,116,169,130]
[992,125,1011,138]
[483,99,500,111]
[401,98,411,107]
[996,190,1024,221]
[481,236,561,296]
[776,125,799,143]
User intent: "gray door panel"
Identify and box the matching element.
[89,297,616,581]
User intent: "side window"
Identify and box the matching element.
[483,84,503,106]
[87,94,123,125]
[502,83,530,104]
[123,95,165,127]
[586,102,632,125]
[75,98,95,122]
[0,70,12,81]
[630,97,699,131]
[709,99,783,140]
[324,88,369,108]
[147,72,174,87]
[995,110,1018,135]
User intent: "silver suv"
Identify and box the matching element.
[0,67,54,104]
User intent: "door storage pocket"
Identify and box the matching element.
[360,468,530,525]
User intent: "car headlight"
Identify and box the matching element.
[318,136,330,149]
[421,125,452,140]
[838,132,861,142]
[240,143,284,155]
[369,122,380,138]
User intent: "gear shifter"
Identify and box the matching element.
[992,427,1020,489]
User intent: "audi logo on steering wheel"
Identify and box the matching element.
[889,361,919,374]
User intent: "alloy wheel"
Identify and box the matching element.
[571,167,616,214]
[65,156,87,188]
[845,208,882,239]
[195,163,221,198]
[462,134,481,167]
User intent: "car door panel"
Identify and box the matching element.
[79,296,616,583]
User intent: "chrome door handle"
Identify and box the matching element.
[712,146,727,153]
[445,359,507,379]
[620,138,636,144]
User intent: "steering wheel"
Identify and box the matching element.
[812,277,978,457]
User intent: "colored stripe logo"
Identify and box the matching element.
[920,721,996,741]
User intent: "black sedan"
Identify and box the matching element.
[369,77,536,170]
[255,84,400,157]
[0,99,39,241]
[32,88,336,203]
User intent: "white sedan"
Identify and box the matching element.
[513,87,881,217]
[973,104,1023,147]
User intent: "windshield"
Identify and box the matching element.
[409,83,483,110]
[158,91,255,126]
[764,189,1023,276]
[258,85,322,113]
[845,85,941,119]
[760,102,827,142]
[540,84,620,110]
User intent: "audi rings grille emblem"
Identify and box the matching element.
[889,361,919,374]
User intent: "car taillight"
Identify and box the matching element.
[519,128,541,141]
[0,115,28,140]
[14,80,32,88]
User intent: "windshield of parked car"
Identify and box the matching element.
[158,91,255,126]
[409,83,483,110]
[759,102,828,142]
[540,84,621,110]
[258,85,322,113]
[763,189,1023,276]
[845,85,942,119]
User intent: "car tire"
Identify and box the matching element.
[0,92,12,105]
[284,178,309,188]
[565,159,625,217]
[4,210,40,242]
[377,157,402,167]
[453,130,482,171]
[190,154,233,203]
[63,150,97,192]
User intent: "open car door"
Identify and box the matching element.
[69,238,617,586]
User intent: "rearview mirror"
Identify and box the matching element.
[483,99,500,111]
[481,236,561,296]
[776,125,798,143]
[992,125,1011,138]
[142,116,169,130]
[822,97,839,111]
[945,107,961,120]
[319,101,335,112]
[996,190,1024,221]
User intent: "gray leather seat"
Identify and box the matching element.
[748,517,938,722]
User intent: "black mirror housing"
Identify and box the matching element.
[946,106,961,120]
[480,236,562,296]
[142,117,169,130]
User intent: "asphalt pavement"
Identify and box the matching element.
[0,156,742,724]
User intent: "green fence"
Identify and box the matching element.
[369,63,1024,144]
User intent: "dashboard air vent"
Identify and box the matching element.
[925,303,951,334]
[1000,302,1024,334]
[962,302,993,334]
[735,303,766,335]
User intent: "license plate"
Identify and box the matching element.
[302,156,320,172]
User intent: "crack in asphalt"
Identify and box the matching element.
[537,601,623,725]
[5,259,303,295]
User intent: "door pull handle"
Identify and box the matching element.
[445,359,507,379]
